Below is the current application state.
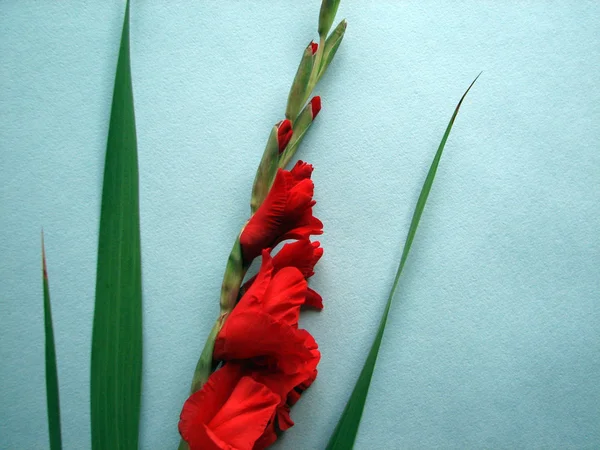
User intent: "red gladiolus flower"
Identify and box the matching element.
[277,119,293,153]
[272,239,322,277]
[240,161,323,263]
[310,96,321,119]
[214,250,321,434]
[179,363,280,450]
[215,250,318,366]
[310,41,318,55]
[240,240,323,303]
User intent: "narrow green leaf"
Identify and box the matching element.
[41,231,62,450]
[90,1,143,449]
[326,74,481,449]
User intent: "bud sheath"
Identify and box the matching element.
[286,42,317,122]
[318,19,347,81]
[279,96,322,168]
[251,125,282,213]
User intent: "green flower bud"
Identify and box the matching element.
[318,0,341,38]
[285,41,317,122]
[318,19,347,80]
[279,96,322,169]
[250,125,280,213]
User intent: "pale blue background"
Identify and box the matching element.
[1,1,599,449]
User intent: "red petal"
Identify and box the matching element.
[289,161,314,182]
[215,311,315,374]
[277,119,293,153]
[239,251,274,305]
[240,164,322,263]
[277,404,295,431]
[253,421,277,450]
[240,171,288,262]
[272,240,322,278]
[179,364,280,450]
[304,287,323,310]
[278,216,324,244]
[208,377,279,450]
[261,267,307,327]
[310,41,318,55]
[179,364,243,449]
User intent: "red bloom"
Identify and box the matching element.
[276,119,293,153]
[310,41,318,55]
[179,363,280,450]
[240,161,323,263]
[214,250,321,435]
[310,96,321,119]
[215,250,318,368]
[240,240,324,310]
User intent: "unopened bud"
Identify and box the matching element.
[318,0,341,38]
[251,125,280,212]
[277,119,293,153]
[317,19,346,80]
[279,96,322,168]
[285,42,317,122]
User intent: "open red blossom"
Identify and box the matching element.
[214,250,321,435]
[276,119,293,153]
[179,363,280,450]
[240,240,323,302]
[273,239,322,277]
[240,161,323,263]
[215,250,317,363]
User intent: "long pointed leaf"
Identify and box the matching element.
[326,74,480,449]
[42,231,62,450]
[90,1,143,449]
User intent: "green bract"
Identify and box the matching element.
[319,0,342,38]
[286,43,316,122]
[251,125,281,213]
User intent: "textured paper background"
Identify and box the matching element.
[1,1,599,449]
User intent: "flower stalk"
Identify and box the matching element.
[186,0,347,398]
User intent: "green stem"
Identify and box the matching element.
[189,237,248,393]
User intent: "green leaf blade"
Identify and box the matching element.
[42,232,63,450]
[326,74,480,449]
[90,2,143,449]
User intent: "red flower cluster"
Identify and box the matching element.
[179,161,323,449]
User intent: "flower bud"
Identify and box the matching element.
[285,42,317,122]
[317,19,346,80]
[279,96,322,168]
[251,125,280,213]
[277,119,293,153]
[318,0,341,38]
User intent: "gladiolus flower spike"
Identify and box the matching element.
[180,0,346,449]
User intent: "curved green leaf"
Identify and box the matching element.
[90,1,143,448]
[326,74,481,449]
